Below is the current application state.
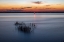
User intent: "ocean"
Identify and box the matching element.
[0,13,64,42]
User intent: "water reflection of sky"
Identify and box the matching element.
[0,13,64,21]
[0,15,64,18]
[0,13,64,42]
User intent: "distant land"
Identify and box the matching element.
[0,11,64,13]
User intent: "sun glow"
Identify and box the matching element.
[0,0,64,12]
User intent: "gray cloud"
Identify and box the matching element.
[32,1,42,4]
[56,4,61,5]
[46,5,51,6]
[46,8,51,9]
[6,9,23,12]
[46,8,56,9]
[20,8,25,9]
[25,7,32,8]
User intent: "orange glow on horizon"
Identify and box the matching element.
[0,3,64,12]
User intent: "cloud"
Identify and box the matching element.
[20,8,25,9]
[46,8,51,9]
[46,5,51,6]
[53,8,56,9]
[45,8,56,9]
[32,1,42,4]
[5,9,23,12]
[56,4,61,5]
[25,7,32,8]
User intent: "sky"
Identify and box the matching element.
[0,0,64,12]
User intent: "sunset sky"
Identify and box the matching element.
[0,0,64,12]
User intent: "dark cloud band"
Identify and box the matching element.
[32,1,42,4]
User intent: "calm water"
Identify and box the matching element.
[0,13,64,42]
